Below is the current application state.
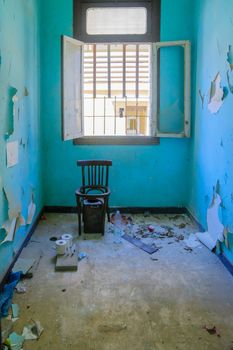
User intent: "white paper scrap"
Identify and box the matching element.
[6,141,19,168]
[184,233,201,249]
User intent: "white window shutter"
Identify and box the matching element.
[61,35,84,141]
[151,40,191,138]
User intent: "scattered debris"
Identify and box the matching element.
[184,246,193,252]
[78,251,88,261]
[176,223,186,229]
[150,255,159,261]
[98,323,127,333]
[208,73,224,114]
[22,320,44,340]
[196,193,224,250]
[176,234,184,241]
[40,215,47,221]
[203,325,221,337]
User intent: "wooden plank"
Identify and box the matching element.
[55,246,78,272]
[122,234,159,254]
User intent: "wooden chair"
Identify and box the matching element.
[75,160,112,235]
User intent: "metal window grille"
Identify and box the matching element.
[83,43,151,136]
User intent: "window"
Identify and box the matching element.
[86,7,147,35]
[61,1,191,143]
[83,43,151,136]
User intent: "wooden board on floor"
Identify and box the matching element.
[55,254,78,271]
[122,234,159,254]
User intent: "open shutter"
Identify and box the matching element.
[61,35,84,140]
[151,40,191,138]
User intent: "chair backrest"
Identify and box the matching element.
[77,160,112,188]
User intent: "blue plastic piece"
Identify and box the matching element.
[0,271,21,317]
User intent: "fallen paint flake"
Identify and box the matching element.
[196,193,224,250]
[11,304,20,318]
[6,141,19,168]
[227,45,233,70]
[27,198,36,225]
[8,332,24,350]
[208,73,224,114]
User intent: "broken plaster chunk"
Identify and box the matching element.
[208,73,224,114]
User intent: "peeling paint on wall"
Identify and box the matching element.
[198,89,205,109]
[24,87,29,97]
[5,87,17,139]
[227,45,233,70]
[6,140,19,168]
[226,70,233,94]
[207,73,224,114]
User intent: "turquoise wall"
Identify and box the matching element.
[189,0,233,263]
[40,0,195,208]
[0,0,42,280]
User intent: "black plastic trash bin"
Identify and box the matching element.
[83,198,105,234]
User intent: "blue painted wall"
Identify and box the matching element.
[40,0,195,208]
[188,0,233,263]
[0,0,42,280]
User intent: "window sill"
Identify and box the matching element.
[73,136,160,145]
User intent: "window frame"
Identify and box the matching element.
[73,0,160,43]
[72,0,160,144]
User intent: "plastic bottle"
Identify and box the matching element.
[114,210,123,237]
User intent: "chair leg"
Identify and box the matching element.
[76,194,82,236]
[106,198,110,222]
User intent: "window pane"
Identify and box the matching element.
[86,7,147,35]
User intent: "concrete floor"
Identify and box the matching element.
[12,213,233,350]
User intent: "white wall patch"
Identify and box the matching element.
[6,141,19,168]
